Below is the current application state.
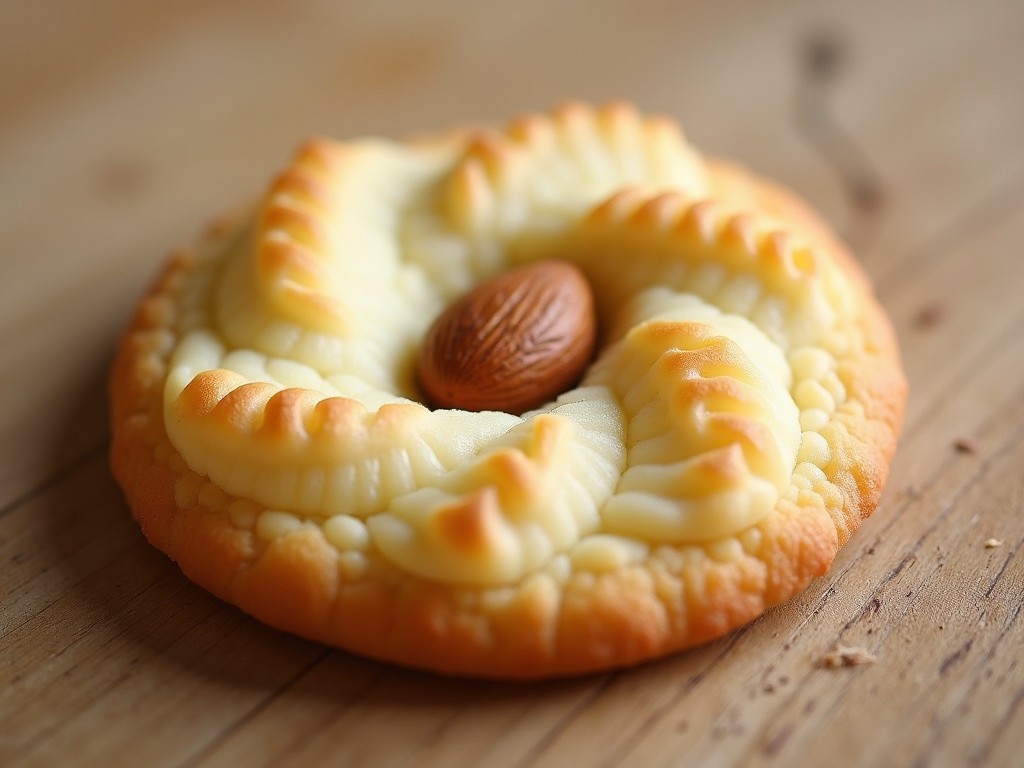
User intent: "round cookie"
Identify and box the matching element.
[110,102,906,678]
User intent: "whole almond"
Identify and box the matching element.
[416,261,597,414]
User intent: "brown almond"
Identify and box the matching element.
[416,260,597,414]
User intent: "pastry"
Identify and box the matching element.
[110,102,906,678]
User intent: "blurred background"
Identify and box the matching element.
[3,3,1024,765]
[3,0,1020,273]
[3,0,1022,524]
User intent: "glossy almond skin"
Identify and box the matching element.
[416,261,598,414]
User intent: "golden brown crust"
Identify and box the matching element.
[705,159,906,536]
[110,104,906,679]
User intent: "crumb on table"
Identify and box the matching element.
[913,301,947,329]
[820,645,878,669]
[953,437,979,454]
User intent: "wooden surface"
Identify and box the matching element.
[2,0,1022,765]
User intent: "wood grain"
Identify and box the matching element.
[1,0,1022,766]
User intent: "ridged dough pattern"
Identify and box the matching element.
[111,102,905,678]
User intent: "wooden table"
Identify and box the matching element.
[3,1,1022,765]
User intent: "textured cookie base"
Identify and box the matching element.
[110,160,905,680]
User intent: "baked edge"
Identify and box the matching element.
[108,164,906,679]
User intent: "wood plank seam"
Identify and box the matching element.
[7,593,220,765]
[0,438,109,520]
[11,596,233,762]
[7,567,185,692]
[573,625,753,767]
[236,661,393,768]
[177,647,334,768]
[513,672,622,768]
[1,511,131,640]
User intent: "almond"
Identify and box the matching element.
[416,261,597,414]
